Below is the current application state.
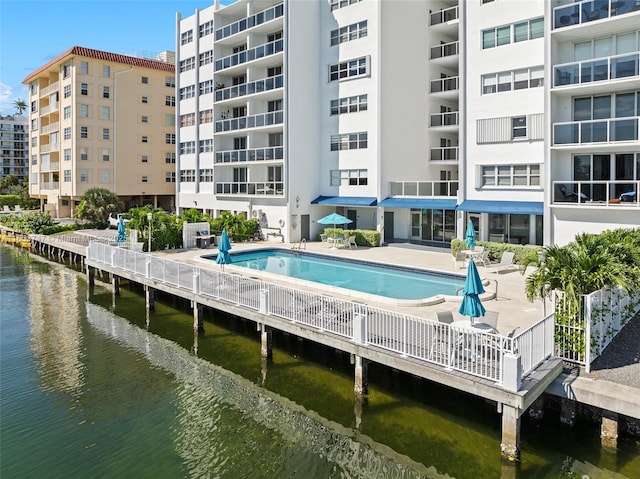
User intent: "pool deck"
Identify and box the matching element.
[160,240,546,336]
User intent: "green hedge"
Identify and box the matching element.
[319,228,381,247]
[451,238,543,269]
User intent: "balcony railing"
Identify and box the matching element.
[215,39,283,72]
[215,181,284,196]
[215,146,284,164]
[40,102,59,116]
[389,180,458,197]
[430,5,459,25]
[553,116,639,144]
[553,0,640,29]
[430,76,459,93]
[39,81,59,98]
[40,121,60,135]
[41,162,60,172]
[430,146,459,162]
[552,180,639,206]
[430,41,459,60]
[215,3,284,41]
[554,53,639,87]
[215,111,284,133]
[215,75,283,102]
[40,181,59,190]
[430,111,459,127]
[40,143,60,153]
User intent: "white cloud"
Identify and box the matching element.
[0,82,29,116]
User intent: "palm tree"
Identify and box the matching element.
[13,99,27,115]
[74,188,123,228]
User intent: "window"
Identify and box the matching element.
[180,141,196,154]
[330,169,368,186]
[482,25,510,49]
[269,133,283,147]
[62,64,71,79]
[102,128,110,140]
[329,0,362,11]
[165,152,176,164]
[103,86,110,98]
[331,94,368,115]
[63,149,71,161]
[80,83,88,95]
[80,104,89,118]
[64,127,72,140]
[514,17,543,42]
[102,149,110,161]
[141,136,148,143]
[30,82,37,94]
[101,170,110,183]
[329,56,369,82]
[80,169,89,182]
[64,170,71,182]
[63,85,71,98]
[200,109,213,124]
[31,119,38,131]
[267,66,282,77]
[179,85,195,100]
[483,17,543,49]
[31,154,37,165]
[103,65,110,78]
[101,107,110,120]
[179,57,196,72]
[141,76,148,84]
[166,171,176,183]
[199,50,214,66]
[180,169,196,182]
[63,106,71,119]
[199,139,214,152]
[141,116,149,124]
[330,21,367,46]
[234,137,247,149]
[199,20,213,37]
[31,136,37,146]
[330,132,368,151]
[512,117,527,138]
[233,44,247,53]
[477,113,543,143]
[165,76,175,87]
[482,66,544,94]
[142,96,148,104]
[199,169,214,182]
[166,133,176,145]
[199,79,214,95]
[166,95,176,106]
[481,164,541,187]
[141,155,148,163]
[268,99,282,112]
[80,61,89,74]
[181,29,193,45]
[81,148,88,161]
[141,176,148,183]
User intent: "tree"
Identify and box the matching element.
[74,188,123,228]
[0,174,19,193]
[127,206,182,252]
[13,99,27,115]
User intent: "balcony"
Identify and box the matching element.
[40,102,59,116]
[553,116,638,145]
[430,77,459,99]
[215,181,284,196]
[40,143,60,154]
[39,81,59,98]
[389,180,458,198]
[40,182,60,190]
[215,39,283,72]
[554,53,639,87]
[552,180,639,206]
[40,121,60,135]
[430,111,459,129]
[430,5,459,26]
[215,3,284,42]
[215,146,283,164]
[430,41,459,67]
[430,146,459,162]
[215,110,283,133]
[215,75,283,102]
[553,0,640,29]
[41,162,60,172]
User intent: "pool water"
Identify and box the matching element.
[205,249,465,301]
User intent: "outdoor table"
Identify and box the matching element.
[461,249,481,261]
[451,320,495,361]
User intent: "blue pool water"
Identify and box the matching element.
[205,249,465,301]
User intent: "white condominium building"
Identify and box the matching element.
[1,115,29,186]
[176,0,639,247]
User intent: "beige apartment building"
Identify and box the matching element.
[24,46,177,217]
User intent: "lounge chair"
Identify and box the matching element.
[435,311,454,324]
[485,251,517,274]
[475,250,491,269]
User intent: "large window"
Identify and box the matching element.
[330,94,367,115]
[179,57,196,72]
[330,0,362,11]
[181,30,193,45]
[199,80,214,95]
[329,56,369,82]
[180,141,196,154]
[199,20,213,38]
[180,113,195,127]
[179,85,195,100]
[482,66,543,94]
[483,18,543,49]
[199,169,214,182]
[180,169,196,182]
[200,109,213,124]
[199,50,214,66]
[199,139,214,152]
[481,164,541,187]
[330,132,367,151]
[330,168,368,186]
[330,21,367,46]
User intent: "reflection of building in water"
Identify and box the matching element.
[29,268,84,393]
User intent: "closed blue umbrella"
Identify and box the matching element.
[458,260,485,323]
[465,219,476,249]
[115,216,126,243]
[216,229,232,265]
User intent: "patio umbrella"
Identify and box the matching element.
[115,216,127,243]
[458,260,486,324]
[465,219,476,249]
[216,229,232,266]
[317,212,352,230]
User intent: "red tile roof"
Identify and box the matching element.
[23,46,175,83]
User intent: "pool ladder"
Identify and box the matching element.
[291,238,306,253]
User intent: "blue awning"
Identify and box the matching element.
[311,196,377,206]
[457,200,543,215]
[378,197,457,209]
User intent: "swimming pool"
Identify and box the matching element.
[203,248,465,302]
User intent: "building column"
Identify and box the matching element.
[501,404,521,463]
[601,411,619,449]
[354,355,368,396]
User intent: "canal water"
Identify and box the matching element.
[1,246,638,479]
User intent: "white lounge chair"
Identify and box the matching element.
[481,311,499,333]
[452,251,467,269]
[435,311,454,324]
[485,251,517,274]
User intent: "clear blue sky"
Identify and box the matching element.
[0,0,230,115]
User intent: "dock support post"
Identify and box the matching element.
[560,398,576,426]
[354,355,368,396]
[87,266,95,287]
[261,324,272,360]
[500,404,521,463]
[145,286,155,311]
[111,275,120,296]
[192,302,203,330]
[601,411,619,449]
[528,395,545,423]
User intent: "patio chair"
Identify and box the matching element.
[481,311,499,333]
[452,251,466,269]
[435,311,454,324]
[2,205,11,212]
[475,250,491,268]
[320,234,328,245]
[346,235,357,249]
[485,251,517,274]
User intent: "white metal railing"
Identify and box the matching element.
[87,242,557,389]
[215,3,283,41]
[41,162,59,172]
[554,52,639,87]
[215,181,284,196]
[215,146,284,164]
[430,146,459,162]
[388,180,459,197]
[430,41,459,60]
[215,74,284,102]
[553,116,639,145]
[553,0,639,29]
[430,5,459,26]
[215,110,284,133]
[554,287,640,372]
[215,39,283,71]
[430,76,459,93]
[552,180,639,206]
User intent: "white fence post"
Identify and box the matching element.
[145,255,151,279]
[260,288,270,314]
[193,270,200,295]
[353,312,366,344]
[502,353,522,392]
